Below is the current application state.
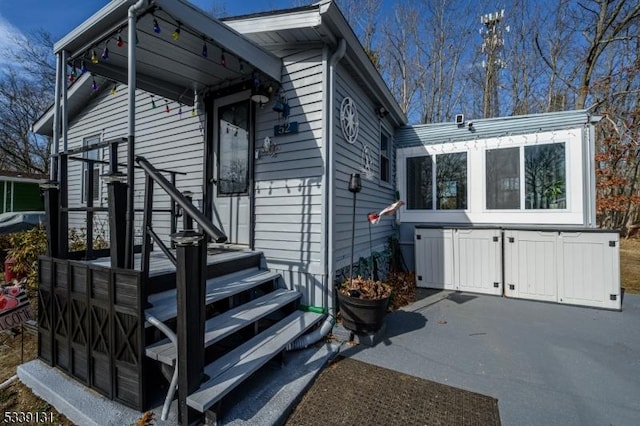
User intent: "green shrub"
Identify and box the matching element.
[6,225,48,288]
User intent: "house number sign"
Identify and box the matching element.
[340,97,359,144]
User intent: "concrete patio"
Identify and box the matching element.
[341,290,640,426]
[18,290,640,425]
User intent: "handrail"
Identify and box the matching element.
[136,156,227,243]
[67,155,187,176]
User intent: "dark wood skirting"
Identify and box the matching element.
[37,256,147,411]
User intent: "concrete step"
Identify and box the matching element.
[145,288,301,365]
[144,268,281,326]
[187,310,324,413]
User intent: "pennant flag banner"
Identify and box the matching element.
[367,200,405,224]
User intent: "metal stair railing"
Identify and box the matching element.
[136,155,227,425]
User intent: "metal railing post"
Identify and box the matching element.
[40,181,60,258]
[85,159,95,260]
[182,191,194,231]
[173,230,205,426]
[104,172,128,269]
[58,154,69,258]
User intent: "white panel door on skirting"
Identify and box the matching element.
[557,232,621,310]
[415,228,455,289]
[455,228,502,295]
[504,230,557,302]
[212,92,252,246]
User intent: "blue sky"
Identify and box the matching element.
[0,1,303,45]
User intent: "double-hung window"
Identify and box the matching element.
[82,135,101,204]
[380,131,391,183]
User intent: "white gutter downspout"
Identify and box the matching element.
[125,0,146,269]
[288,38,346,351]
[51,53,62,181]
[61,50,69,154]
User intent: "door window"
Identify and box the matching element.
[218,101,250,195]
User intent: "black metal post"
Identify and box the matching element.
[170,173,177,248]
[140,175,154,278]
[85,159,95,260]
[41,181,59,258]
[125,135,135,270]
[348,174,362,286]
[183,191,194,231]
[58,155,69,258]
[105,173,127,269]
[173,230,205,426]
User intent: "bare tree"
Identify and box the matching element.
[417,0,477,123]
[0,31,55,174]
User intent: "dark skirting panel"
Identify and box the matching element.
[37,257,146,411]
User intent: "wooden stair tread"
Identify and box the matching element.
[144,268,281,326]
[187,310,324,413]
[145,288,301,365]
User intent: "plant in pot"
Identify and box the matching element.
[339,173,404,334]
[338,275,392,334]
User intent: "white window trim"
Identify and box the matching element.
[397,128,585,225]
[379,129,393,188]
[81,134,102,205]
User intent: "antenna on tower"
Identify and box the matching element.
[479,9,507,118]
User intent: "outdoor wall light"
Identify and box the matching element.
[250,86,270,106]
[348,173,362,286]
[348,173,362,193]
[376,105,389,119]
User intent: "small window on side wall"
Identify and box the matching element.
[380,131,391,183]
[81,135,101,204]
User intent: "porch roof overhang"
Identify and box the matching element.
[53,0,282,105]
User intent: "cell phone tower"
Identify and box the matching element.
[480,9,508,118]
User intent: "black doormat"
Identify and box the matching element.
[286,357,501,426]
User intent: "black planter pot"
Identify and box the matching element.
[337,291,390,333]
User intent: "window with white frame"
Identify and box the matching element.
[380,131,391,183]
[525,143,566,209]
[486,147,520,209]
[485,142,566,210]
[406,152,468,210]
[81,135,101,204]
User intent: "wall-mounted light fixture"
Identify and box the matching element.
[250,86,270,106]
[376,105,389,119]
[455,114,465,126]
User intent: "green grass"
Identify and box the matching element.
[621,239,640,294]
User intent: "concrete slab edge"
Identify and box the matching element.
[273,344,341,426]
[16,360,175,426]
[401,290,453,313]
[222,343,340,426]
[18,360,102,426]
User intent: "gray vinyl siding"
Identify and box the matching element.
[64,85,205,246]
[332,63,396,273]
[253,49,326,305]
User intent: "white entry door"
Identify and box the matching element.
[212,93,252,246]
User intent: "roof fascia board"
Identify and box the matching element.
[33,73,93,136]
[155,0,282,82]
[54,0,132,53]
[0,176,46,183]
[224,9,322,34]
[320,3,406,126]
